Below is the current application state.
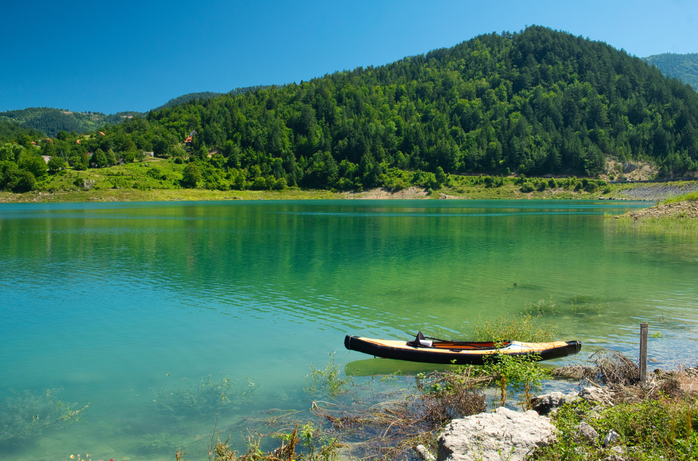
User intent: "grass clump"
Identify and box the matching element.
[664,190,698,204]
[472,313,558,343]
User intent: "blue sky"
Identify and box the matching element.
[1,0,695,114]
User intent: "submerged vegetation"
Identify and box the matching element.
[0,389,88,443]
[153,375,256,419]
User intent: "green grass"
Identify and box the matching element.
[0,160,644,203]
[664,190,698,204]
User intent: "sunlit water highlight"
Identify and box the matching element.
[1,200,697,460]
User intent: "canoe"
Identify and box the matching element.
[344,332,581,365]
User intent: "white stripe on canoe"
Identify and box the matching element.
[359,338,569,355]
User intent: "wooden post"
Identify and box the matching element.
[639,323,648,384]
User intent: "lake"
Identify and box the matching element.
[1,199,697,460]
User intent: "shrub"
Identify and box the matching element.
[181,163,201,188]
[251,177,267,190]
[273,177,288,190]
[584,182,599,193]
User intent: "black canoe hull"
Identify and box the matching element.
[344,335,582,365]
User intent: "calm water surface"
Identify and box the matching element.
[1,200,697,460]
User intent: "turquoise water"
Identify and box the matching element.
[1,200,697,460]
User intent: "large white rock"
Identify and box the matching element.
[437,407,556,461]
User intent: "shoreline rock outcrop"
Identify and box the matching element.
[436,386,618,461]
[437,407,556,461]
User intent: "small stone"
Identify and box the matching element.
[532,392,576,416]
[603,429,621,447]
[416,444,436,461]
[574,421,599,444]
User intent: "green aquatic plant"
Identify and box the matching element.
[569,295,606,315]
[0,389,88,442]
[305,352,353,397]
[524,296,559,317]
[152,375,255,418]
[472,313,558,343]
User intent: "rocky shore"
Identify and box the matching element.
[618,181,698,201]
[436,387,611,461]
[435,366,698,461]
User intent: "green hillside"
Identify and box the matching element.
[3,26,698,194]
[1,86,274,137]
[644,53,698,90]
[0,108,135,137]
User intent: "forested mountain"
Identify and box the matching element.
[151,86,272,111]
[3,26,698,193]
[644,53,698,90]
[0,108,134,137]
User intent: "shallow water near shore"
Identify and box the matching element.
[1,199,697,460]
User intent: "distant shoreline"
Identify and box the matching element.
[2,179,697,204]
[1,183,688,204]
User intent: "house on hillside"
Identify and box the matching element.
[184,130,198,145]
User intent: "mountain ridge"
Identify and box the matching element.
[643,53,698,90]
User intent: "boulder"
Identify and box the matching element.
[437,407,556,461]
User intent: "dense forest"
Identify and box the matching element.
[644,53,698,91]
[2,26,698,193]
